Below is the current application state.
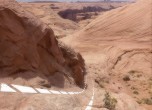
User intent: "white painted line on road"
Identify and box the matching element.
[59,91,68,94]
[67,92,75,95]
[0,83,16,92]
[49,90,61,94]
[11,84,37,93]
[85,96,94,110]
[85,87,94,110]
[79,89,84,94]
[35,88,51,94]
[79,91,82,93]
[0,83,87,95]
[73,92,80,94]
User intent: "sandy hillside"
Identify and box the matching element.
[20,2,127,38]
[63,0,151,47]
[62,0,152,110]
[0,0,151,109]
[21,2,79,38]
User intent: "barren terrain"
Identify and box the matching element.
[62,0,152,109]
[0,0,152,110]
[20,2,127,37]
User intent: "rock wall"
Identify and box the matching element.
[0,0,85,87]
[58,6,115,22]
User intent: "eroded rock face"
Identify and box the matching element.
[58,6,115,22]
[0,0,85,87]
[59,42,85,86]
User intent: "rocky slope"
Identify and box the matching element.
[0,1,88,109]
[62,0,152,109]
[0,0,151,110]
[0,0,85,88]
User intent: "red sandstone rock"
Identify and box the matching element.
[0,0,85,87]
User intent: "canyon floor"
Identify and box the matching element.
[0,0,152,110]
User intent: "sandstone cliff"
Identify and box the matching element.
[0,0,85,87]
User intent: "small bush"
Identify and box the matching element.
[131,86,136,90]
[149,77,152,81]
[128,70,136,74]
[137,100,142,104]
[133,91,139,95]
[95,79,104,88]
[149,82,152,87]
[123,75,130,81]
[143,98,152,105]
[136,74,142,78]
[103,92,117,110]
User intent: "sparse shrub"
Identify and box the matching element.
[131,86,136,90]
[137,100,142,104]
[142,98,152,105]
[149,90,152,95]
[133,91,139,95]
[94,72,97,74]
[99,83,104,88]
[149,77,152,81]
[127,84,131,86]
[95,77,110,88]
[105,80,110,84]
[95,79,104,88]
[103,92,117,110]
[128,70,136,74]
[123,75,130,81]
[137,74,142,78]
[149,82,152,86]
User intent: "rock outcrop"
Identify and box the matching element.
[0,0,85,87]
[58,6,115,22]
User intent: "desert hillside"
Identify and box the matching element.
[20,2,127,38]
[21,2,79,38]
[62,0,152,110]
[63,0,151,46]
[83,0,151,40]
[0,0,151,110]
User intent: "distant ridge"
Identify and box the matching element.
[17,0,134,3]
[30,0,60,3]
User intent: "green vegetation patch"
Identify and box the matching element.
[103,92,117,110]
